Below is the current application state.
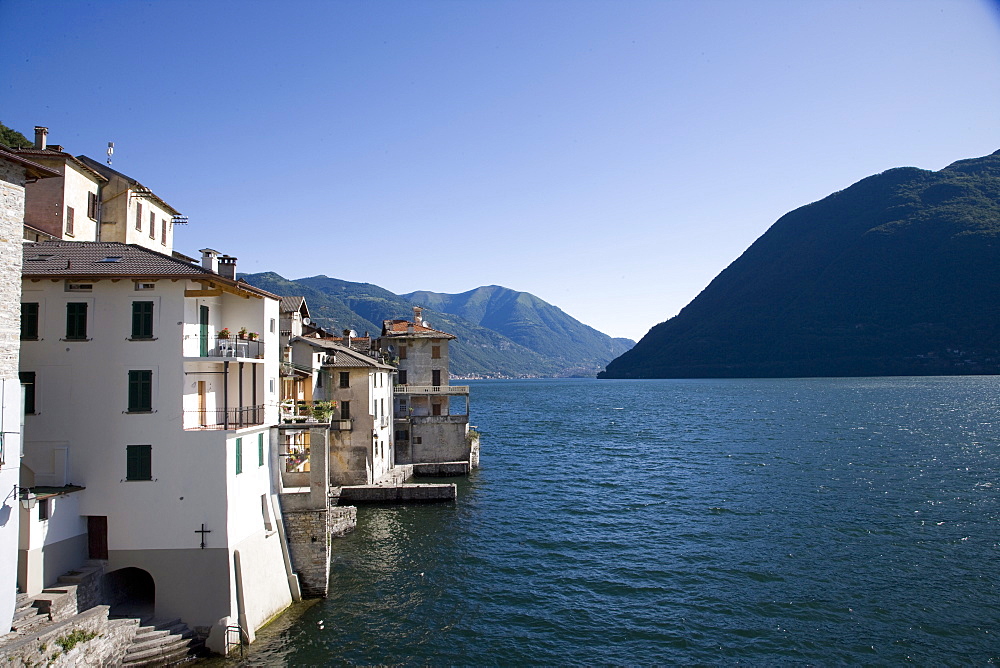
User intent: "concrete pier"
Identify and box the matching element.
[338,483,457,504]
[412,461,471,477]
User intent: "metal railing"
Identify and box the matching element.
[209,338,265,359]
[393,384,469,395]
[186,405,264,430]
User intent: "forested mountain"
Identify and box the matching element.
[403,285,634,373]
[241,273,632,378]
[600,149,1000,379]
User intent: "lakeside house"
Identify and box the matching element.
[17,241,294,653]
[380,307,478,468]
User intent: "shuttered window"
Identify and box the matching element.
[131,301,154,339]
[149,211,155,238]
[236,438,243,474]
[135,202,142,231]
[65,206,75,236]
[87,191,99,219]
[19,372,35,414]
[127,370,152,412]
[258,433,265,467]
[20,303,39,340]
[66,302,87,339]
[126,445,152,480]
[161,219,167,245]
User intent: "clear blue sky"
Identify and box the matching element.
[4,0,1000,341]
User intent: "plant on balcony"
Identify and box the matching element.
[249,332,259,340]
[238,327,248,339]
[312,400,336,422]
[218,328,231,339]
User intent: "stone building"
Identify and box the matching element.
[380,307,477,467]
[0,147,58,635]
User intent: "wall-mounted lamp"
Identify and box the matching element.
[10,486,37,510]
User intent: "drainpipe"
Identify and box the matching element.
[223,361,230,430]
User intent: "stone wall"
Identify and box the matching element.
[282,508,331,598]
[0,158,26,379]
[0,605,138,667]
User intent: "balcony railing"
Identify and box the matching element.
[393,384,469,395]
[209,338,265,359]
[279,400,337,425]
[186,405,264,430]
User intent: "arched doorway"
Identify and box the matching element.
[102,567,155,620]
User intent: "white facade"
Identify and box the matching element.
[19,242,292,650]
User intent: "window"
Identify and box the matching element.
[339,372,350,388]
[236,437,243,474]
[135,202,142,231]
[127,370,152,412]
[134,282,155,291]
[20,303,38,340]
[65,206,75,236]
[398,370,407,385]
[258,432,265,467]
[66,302,88,339]
[149,211,155,238]
[399,346,407,360]
[432,345,441,359]
[66,282,92,292]
[126,444,152,480]
[270,318,276,334]
[340,401,350,420]
[38,498,49,521]
[87,191,99,220]
[131,301,154,339]
[160,218,167,245]
[397,430,409,441]
[19,372,35,414]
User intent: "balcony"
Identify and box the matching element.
[393,385,469,395]
[279,400,337,425]
[185,334,265,359]
[185,405,264,430]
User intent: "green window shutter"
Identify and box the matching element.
[131,301,154,338]
[128,370,152,412]
[126,445,151,480]
[236,438,243,474]
[258,433,265,467]
[66,302,87,339]
[20,303,38,340]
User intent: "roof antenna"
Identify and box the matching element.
[107,141,114,166]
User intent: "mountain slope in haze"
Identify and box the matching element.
[240,273,625,377]
[403,285,633,373]
[600,149,1000,379]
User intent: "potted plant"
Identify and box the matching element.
[312,400,336,422]
[249,332,259,340]
[238,327,248,339]
[218,328,231,339]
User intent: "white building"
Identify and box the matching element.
[18,242,294,651]
[0,147,59,635]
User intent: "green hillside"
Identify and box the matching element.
[241,273,573,377]
[601,149,1000,378]
[404,285,633,373]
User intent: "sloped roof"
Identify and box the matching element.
[22,241,277,299]
[381,319,456,339]
[280,295,309,317]
[12,147,108,183]
[0,147,61,181]
[289,336,395,370]
[76,155,180,215]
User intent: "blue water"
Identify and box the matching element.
[232,377,1000,665]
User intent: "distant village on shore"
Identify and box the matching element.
[0,126,480,664]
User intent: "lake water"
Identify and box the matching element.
[230,377,1000,665]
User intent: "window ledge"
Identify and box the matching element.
[60,338,92,342]
[124,410,156,415]
[127,337,158,342]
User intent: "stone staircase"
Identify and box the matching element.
[120,617,206,667]
[9,593,48,635]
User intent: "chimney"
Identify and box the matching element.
[200,248,220,273]
[34,126,48,150]
[343,329,352,348]
[218,255,237,280]
[413,306,423,325]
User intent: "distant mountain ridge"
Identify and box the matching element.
[240,273,633,377]
[600,148,1000,379]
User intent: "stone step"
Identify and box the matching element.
[122,637,204,666]
[14,592,31,608]
[135,618,182,635]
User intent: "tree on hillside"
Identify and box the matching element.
[0,122,32,149]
